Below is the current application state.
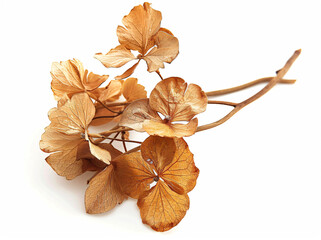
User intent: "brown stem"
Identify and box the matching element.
[99,127,132,136]
[197,49,301,132]
[208,100,237,107]
[109,132,120,144]
[88,134,142,144]
[102,101,130,107]
[206,77,296,97]
[156,70,164,80]
[96,99,123,114]
[125,146,141,154]
[121,132,128,152]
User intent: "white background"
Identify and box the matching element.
[1,0,321,239]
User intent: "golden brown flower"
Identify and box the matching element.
[94,3,179,79]
[113,136,199,232]
[51,59,108,100]
[40,93,113,179]
[119,77,207,137]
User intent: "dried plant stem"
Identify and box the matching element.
[109,132,120,144]
[207,100,237,107]
[99,127,132,136]
[197,49,301,133]
[121,132,128,152]
[206,77,296,97]
[102,101,130,107]
[96,99,122,114]
[125,146,141,154]
[156,70,164,80]
[88,134,142,144]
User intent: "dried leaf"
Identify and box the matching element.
[117,2,161,55]
[143,29,179,72]
[143,118,199,138]
[120,77,207,137]
[115,60,140,80]
[48,93,95,134]
[119,99,161,132]
[122,78,147,102]
[94,45,136,68]
[137,181,189,232]
[77,142,122,169]
[87,137,111,165]
[113,136,199,231]
[85,141,126,215]
[51,59,108,100]
[149,77,207,122]
[40,93,102,179]
[98,80,122,103]
[113,152,154,199]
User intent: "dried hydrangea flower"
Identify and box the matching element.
[119,77,207,137]
[113,136,199,232]
[95,3,179,79]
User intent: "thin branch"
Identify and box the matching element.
[93,112,122,120]
[88,134,142,144]
[98,127,133,137]
[109,132,120,144]
[125,146,141,154]
[96,99,123,114]
[197,49,301,133]
[121,132,128,152]
[207,100,237,107]
[156,70,164,80]
[102,101,130,107]
[206,77,296,97]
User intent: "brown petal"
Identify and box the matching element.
[48,93,95,134]
[113,152,155,199]
[98,80,122,103]
[143,118,199,138]
[119,99,161,132]
[149,77,187,118]
[115,60,140,80]
[173,83,208,122]
[137,181,189,232]
[149,77,207,122]
[122,78,147,102]
[117,3,161,55]
[45,147,89,180]
[83,72,109,91]
[86,133,111,165]
[94,45,136,68]
[77,142,122,169]
[162,138,199,193]
[85,165,127,214]
[51,59,84,100]
[40,128,83,153]
[140,136,176,174]
[143,29,179,72]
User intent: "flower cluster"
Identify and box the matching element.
[40,2,300,232]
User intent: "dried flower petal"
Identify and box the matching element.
[143,28,179,72]
[85,143,126,214]
[113,136,199,231]
[94,45,135,68]
[51,59,108,100]
[122,78,147,102]
[117,2,161,55]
